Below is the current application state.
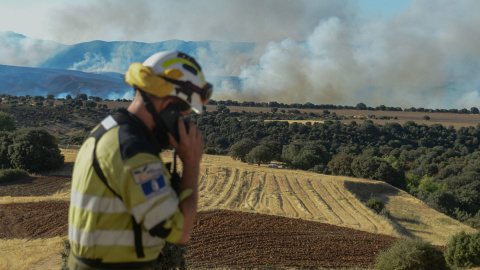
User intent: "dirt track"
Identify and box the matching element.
[0,175,401,269]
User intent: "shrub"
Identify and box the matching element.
[154,242,188,270]
[59,238,70,270]
[204,147,218,155]
[7,128,64,173]
[366,198,384,214]
[374,238,448,270]
[0,168,29,183]
[445,231,480,269]
[0,112,16,132]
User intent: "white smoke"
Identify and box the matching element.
[69,43,140,73]
[0,32,65,67]
[216,0,480,109]
[45,0,349,44]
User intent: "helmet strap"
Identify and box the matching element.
[136,87,172,150]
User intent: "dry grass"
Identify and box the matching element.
[61,149,78,163]
[0,189,71,204]
[0,237,64,270]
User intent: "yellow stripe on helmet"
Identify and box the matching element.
[162,58,206,86]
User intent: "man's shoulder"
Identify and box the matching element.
[117,123,158,161]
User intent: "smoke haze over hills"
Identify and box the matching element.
[1,0,480,109]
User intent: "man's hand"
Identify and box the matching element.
[167,117,203,243]
[168,117,204,168]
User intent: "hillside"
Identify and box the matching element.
[191,154,476,246]
[1,151,476,269]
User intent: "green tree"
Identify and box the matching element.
[328,153,355,176]
[85,100,97,108]
[352,154,406,190]
[0,112,16,132]
[8,128,64,173]
[0,131,13,169]
[245,144,274,166]
[356,102,367,110]
[76,93,88,100]
[282,142,330,171]
[229,139,258,162]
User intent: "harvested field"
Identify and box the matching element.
[198,166,397,237]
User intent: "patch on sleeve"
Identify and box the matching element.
[132,162,167,198]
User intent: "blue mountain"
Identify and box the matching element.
[0,32,250,98]
[0,64,131,98]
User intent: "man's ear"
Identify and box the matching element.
[157,97,176,113]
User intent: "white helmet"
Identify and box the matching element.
[142,51,212,113]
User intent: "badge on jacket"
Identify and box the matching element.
[132,162,167,198]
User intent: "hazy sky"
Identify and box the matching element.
[1,0,480,109]
[0,0,409,44]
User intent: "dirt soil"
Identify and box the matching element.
[0,176,399,269]
[0,175,71,197]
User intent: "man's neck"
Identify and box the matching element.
[127,98,156,131]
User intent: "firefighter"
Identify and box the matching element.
[68,51,212,269]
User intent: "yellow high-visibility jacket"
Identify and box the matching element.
[68,109,184,267]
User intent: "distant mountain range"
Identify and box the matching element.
[0,31,250,99]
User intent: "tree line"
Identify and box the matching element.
[209,99,480,115]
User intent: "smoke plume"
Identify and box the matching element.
[216,0,480,109]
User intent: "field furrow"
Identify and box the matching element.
[213,168,239,207]
[322,179,364,228]
[222,169,247,208]
[199,167,232,207]
[308,179,343,224]
[280,175,313,218]
[274,174,300,218]
[302,179,330,222]
[244,172,262,210]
